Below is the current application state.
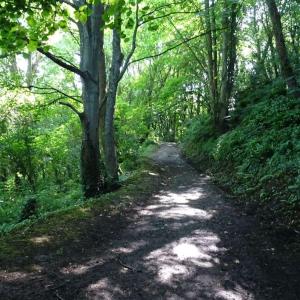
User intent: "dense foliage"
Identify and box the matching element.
[182,88,300,226]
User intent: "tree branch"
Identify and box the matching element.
[43,96,69,106]
[40,96,83,120]
[59,101,83,117]
[46,52,79,71]
[119,0,139,81]
[68,16,79,25]
[67,28,80,46]
[167,16,206,72]
[37,96,83,119]
[140,11,201,26]
[129,28,226,65]
[20,85,83,117]
[23,85,82,103]
[37,48,85,78]
[140,0,188,18]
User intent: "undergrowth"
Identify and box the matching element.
[0,142,159,235]
[182,92,300,228]
[0,150,162,265]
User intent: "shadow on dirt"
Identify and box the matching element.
[0,143,299,300]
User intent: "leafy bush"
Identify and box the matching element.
[0,179,84,234]
[182,95,300,227]
[181,114,217,169]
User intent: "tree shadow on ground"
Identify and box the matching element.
[0,160,299,300]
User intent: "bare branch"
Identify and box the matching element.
[68,16,79,25]
[43,96,69,106]
[67,28,80,46]
[167,16,206,72]
[40,95,83,118]
[22,85,82,103]
[37,48,85,78]
[47,52,79,70]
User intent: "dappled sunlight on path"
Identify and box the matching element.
[1,143,272,299]
[80,143,256,299]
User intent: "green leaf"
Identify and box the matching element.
[148,24,159,31]
[27,40,38,52]
[126,17,134,29]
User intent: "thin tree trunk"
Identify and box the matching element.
[211,0,218,99]
[268,28,280,78]
[104,26,123,185]
[99,34,107,158]
[218,1,238,131]
[253,6,269,81]
[266,0,300,97]
[205,0,218,117]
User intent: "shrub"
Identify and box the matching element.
[182,95,300,227]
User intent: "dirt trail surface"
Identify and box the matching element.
[1,143,299,299]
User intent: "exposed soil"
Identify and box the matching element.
[0,143,300,299]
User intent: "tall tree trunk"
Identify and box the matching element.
[211,0,218,100]
[253,6,269,82]
[204,0,218,118]
[266,27,279,78]
[266,0,300,97]
[104,27,123,185]
[78,2,105,197]
[218,1,238,132]
[99,34,107,159]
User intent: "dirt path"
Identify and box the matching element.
[1,143,299,299]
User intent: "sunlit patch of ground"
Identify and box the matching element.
[144,229,221,284]
[86,278,126,300]
[0,271,31,282]
[60,258,106,275]
[140,187,215,220]
[30,235,52,245]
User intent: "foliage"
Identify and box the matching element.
[182,94,300,226]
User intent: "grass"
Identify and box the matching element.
[0,150,164,268]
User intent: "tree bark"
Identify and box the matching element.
[78,2,105,197]
[104,27,123,185]
[266,0,300,97]
[217,0,238,132]
[204,0,218,116]
[99,31,107,159]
